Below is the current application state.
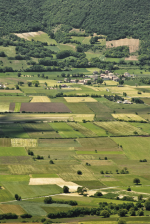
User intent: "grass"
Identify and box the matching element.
[0,46,16,57]
[112,136,150,160]
[68,122,97,137]
[49,122,84,138]
[0,96,30,102]
[0,147,26,156]
[95,121,147,136]
[64,97,97,103]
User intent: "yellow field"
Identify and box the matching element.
[0,204,25,215]
[0,90,21,93]
[11,139,37,147]
[112,114,146,122]
[96,85,150,97]
[30,96,51,102]
[64,97,97,103]
[105,80,118,86]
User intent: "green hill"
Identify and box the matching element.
[1,0,150,40]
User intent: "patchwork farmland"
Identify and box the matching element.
[0,31,150,224]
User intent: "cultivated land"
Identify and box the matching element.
[0,30,150,224]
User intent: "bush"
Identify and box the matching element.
[49,160,54,164]
[20,214,32,218]
[100,210,110,218]
[63,186,69,193]
[44,197,53,204]
[77,170,82,175]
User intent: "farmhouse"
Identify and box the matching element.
[123,100,132,104]
[0,83,4,88]
[124,72,131,77]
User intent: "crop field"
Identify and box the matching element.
[30,96,51,102]
[95,121,147,136]
[64,97,97,103]
[0,102,9,112]
[0,204,25,215]
[112,113,146,122]
[14,102,21,112]
[0,96,30,102]
[0,147,26,156]
[64,102,94,114]
[77,137,119,151]
[0,138,11,147]
[0,124,29,138]
[11,138,37,147]
[3,182,63,199]
[38,138,81,148]
[112,137,150,160]
[130,122,150,134]
[50,122,84,138]
[0,46,16,57]
[20,102,71,113]
[106,38,139,53]
[22,123,60,138]
[81,122,108,136]
[68,122,97,137]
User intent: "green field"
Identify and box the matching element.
[50,122,84,138]
[14,102,21,112]
[95,121,147,136]
[0,147,26,156]
[112,137,150,160]
[22,123,60,138]
[68,122,97,137]
[0,124,29,138]
[81,122,109,136]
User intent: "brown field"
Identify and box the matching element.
[9,102,15,112]
[20,103,71,113]
[0,204,25,215]
[106,38,139,53]
[14,31,44,40]
[0,138,11,147]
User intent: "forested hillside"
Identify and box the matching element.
[1,0,150,40]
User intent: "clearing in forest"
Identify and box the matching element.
[106,38,139,53]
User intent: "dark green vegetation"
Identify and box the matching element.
[0,0,150,41]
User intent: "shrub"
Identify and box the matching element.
[63,186,69,193]
[77,170,82,175]
[20,214,32,218]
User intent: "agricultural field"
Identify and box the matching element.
[0,30,150,223]
[112,113,146,122]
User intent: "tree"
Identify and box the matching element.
[119,80,124,85]
[100,210,110,218]
[17,72,21,77]
[77,186,87,195]
[49,160,54,164]
[138,194,143,201]
[27,82,32,87]
[97,78,103,84]
[77,170,82,175]
[15,84,19,89]
[44,196,53,204]
[118,209,127,217]
[63,186,69,193]
[145,200,150,211]
[32,80,39,87]
[133,178,140,185]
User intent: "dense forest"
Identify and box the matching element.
[1,0,150,41]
